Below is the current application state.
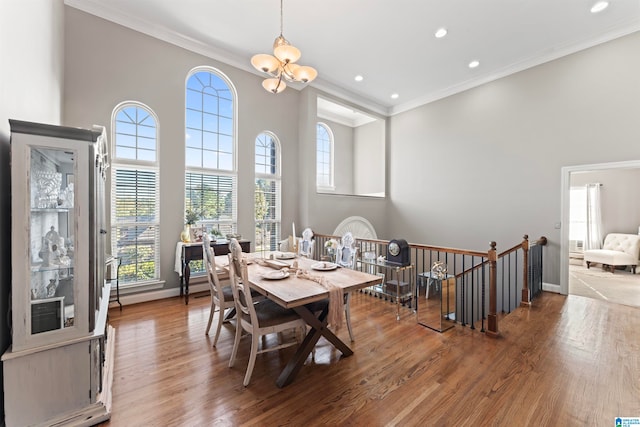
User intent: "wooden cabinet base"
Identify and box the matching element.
[2,325,115,427]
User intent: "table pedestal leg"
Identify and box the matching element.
[276,303,353,388]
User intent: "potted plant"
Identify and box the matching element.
[210,228,223,242]
[181,209,199,242]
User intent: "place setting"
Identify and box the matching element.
[263,269,290,280]
[311,261,338,271]
[275,252,296,260]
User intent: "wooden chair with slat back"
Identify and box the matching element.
[203,233,235,346]
[227,254,307,387]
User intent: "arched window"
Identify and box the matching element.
[316,122,334,190]
[254,132,281,251]
[185,68,237,236]
[111,102,160,285]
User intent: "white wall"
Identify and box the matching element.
[0,0,66,419]
[388,31,640,285]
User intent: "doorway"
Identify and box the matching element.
[560,160,640,307]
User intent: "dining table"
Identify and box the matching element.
[216,252,383,387]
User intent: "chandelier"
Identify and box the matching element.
[251,0,318,94]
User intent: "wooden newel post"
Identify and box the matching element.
[487,241,499,338]
[521,235,531,307]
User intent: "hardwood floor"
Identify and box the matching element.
[101,290,640,426]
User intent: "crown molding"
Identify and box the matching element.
[390,24,640,116]
[65,0,256,76]
[64,0,391,117]
[65,0,640,119]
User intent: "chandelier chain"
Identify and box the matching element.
[280,0,284,36]
[250,0,317,93]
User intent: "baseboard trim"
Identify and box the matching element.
[542,282,561,294]
[108,279,210,308]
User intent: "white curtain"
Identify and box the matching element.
[584,183,603,250]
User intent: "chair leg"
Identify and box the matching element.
[212,305,224,347]
[228,319,243,368]
[205,303,215,335]
[243,333,260,387]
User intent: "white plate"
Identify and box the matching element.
[264,270,290,280]
[311,262,338,271]
[276,252,296,260]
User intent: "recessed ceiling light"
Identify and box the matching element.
[468,60,480,69]
[354,75,364,82]
[435,28,448,38]
[590,1,609,13]
[391,93,399,99]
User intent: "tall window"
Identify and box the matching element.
[185,68,237,236]
[316,122,334,189]
[111,103,160,285]
[255,132,281,251]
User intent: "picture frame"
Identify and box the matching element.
[190,225,205,242]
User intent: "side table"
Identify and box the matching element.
[177,239,251,304]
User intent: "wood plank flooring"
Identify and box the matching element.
[100,290,640,426]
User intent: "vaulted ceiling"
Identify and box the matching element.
[66,0,640,116]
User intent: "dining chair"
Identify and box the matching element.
[337,234,359,342]
[229,238,265,303]
[227,254,307,387]
[297,227,315,258]
[203,233,235,347]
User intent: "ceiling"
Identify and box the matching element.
[65,0,640,116]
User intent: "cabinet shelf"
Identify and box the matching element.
[30,207,73,213]
[31,264,74,272]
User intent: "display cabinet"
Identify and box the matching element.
[2,120,114,427]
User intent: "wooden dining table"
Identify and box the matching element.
[216,253,383,387]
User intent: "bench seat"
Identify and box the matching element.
[583,233,640,274]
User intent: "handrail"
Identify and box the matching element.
[405,242,487,258]
[311,232,547,338]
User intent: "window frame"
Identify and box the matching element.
[110,101,162,289]
[316,122,335,191]
[254,131,281,252]
[184,67,238,235]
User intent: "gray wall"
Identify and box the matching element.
[298,88,389,239]
[388,31,640,285]
[63,7,305,290]
[63,10,390,287]
[0,0,65,419]
[354,119,385,196]
[322,119,354,195]
[7,4,638,306]
[570,168,640,238]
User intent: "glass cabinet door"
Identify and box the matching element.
[29,147,76,334]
